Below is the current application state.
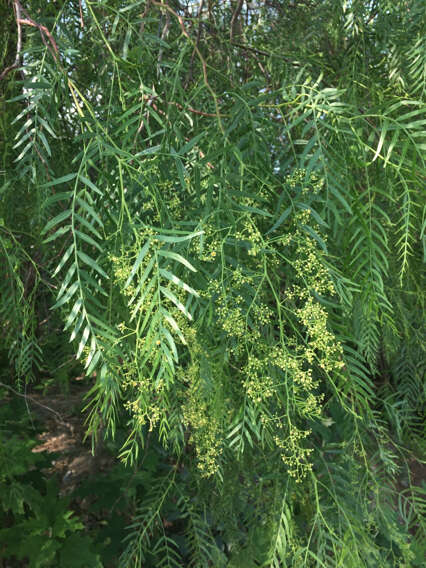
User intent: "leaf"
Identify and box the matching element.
[51,282,79,309]
[128,256,155,306]
[43,225,71,244]
[77,325,91,358]
[75,230,103,252]
[162,310,187,345]
[74,214,103,239]
[125,240,150,288]
[160,286,193,320]
[178,132,206,155]
[79,174,103,196]
[41,173,77,188]
[52,243,75,277]
[70,310,85,343]
[372,120,388,162]
[64,298,83,331]
[77,251,109,279]
[159,269,199,296]
[157,249,197,272]
[267,207,292,234]
[76,197,104,227]
[156,230,204,243]
[41,210,71,235]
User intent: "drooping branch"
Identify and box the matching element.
[0,0,22,81]
[0,0,60,81]
[17,0,60,62]
[151,0,224,133]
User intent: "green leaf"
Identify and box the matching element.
[77,325,91,358]
[157,249,197,272]
[77,251,109,279]
[160,286,193,320]
[41,210,71,235]
[41,173,77,188]
[159,269,199,296]
[75,230,103,252]
[156,230,204,243]
[79,174,103,196]
[125,240,150,288]
[76,197,104,227]
[52,243,75,277]
[64,298,83,331]
[267,207,292,234]
[51,282,79,309]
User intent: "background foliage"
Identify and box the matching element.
[1,1,425,566]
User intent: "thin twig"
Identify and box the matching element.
[0,0,22,81]
[140,0,151,35]
[79,0,84,29]
[151,0,224,133]
[156,11,170,77]
[0,381,66,424]
[186,0,204,87]
[230,0,244,43]
[0,0,61,82]
[18,0,59,56]
[17,18,59,62]
[142,94,225,118]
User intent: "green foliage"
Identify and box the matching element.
[0,396,102,567]
[1,1,425,566]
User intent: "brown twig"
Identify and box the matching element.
[79,0,84,29]
[0,0,60,82]
[151,0,224,133]
[142,94,224,119]
[230,0,244,43]
[140,0,152,35]
[17,17,59,63]
[170,99,220,117]
[0,0,23,81]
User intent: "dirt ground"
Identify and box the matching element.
[28,387,113,495]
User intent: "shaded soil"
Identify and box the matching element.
[27,387,113,495]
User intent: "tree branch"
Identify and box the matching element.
[0,0,22,81]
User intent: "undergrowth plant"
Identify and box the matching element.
[1,1,425,566]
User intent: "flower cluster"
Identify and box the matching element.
[235,218,263,257]
[275,426,313,482]
[242,355,276,402]
[182,364,223,477]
